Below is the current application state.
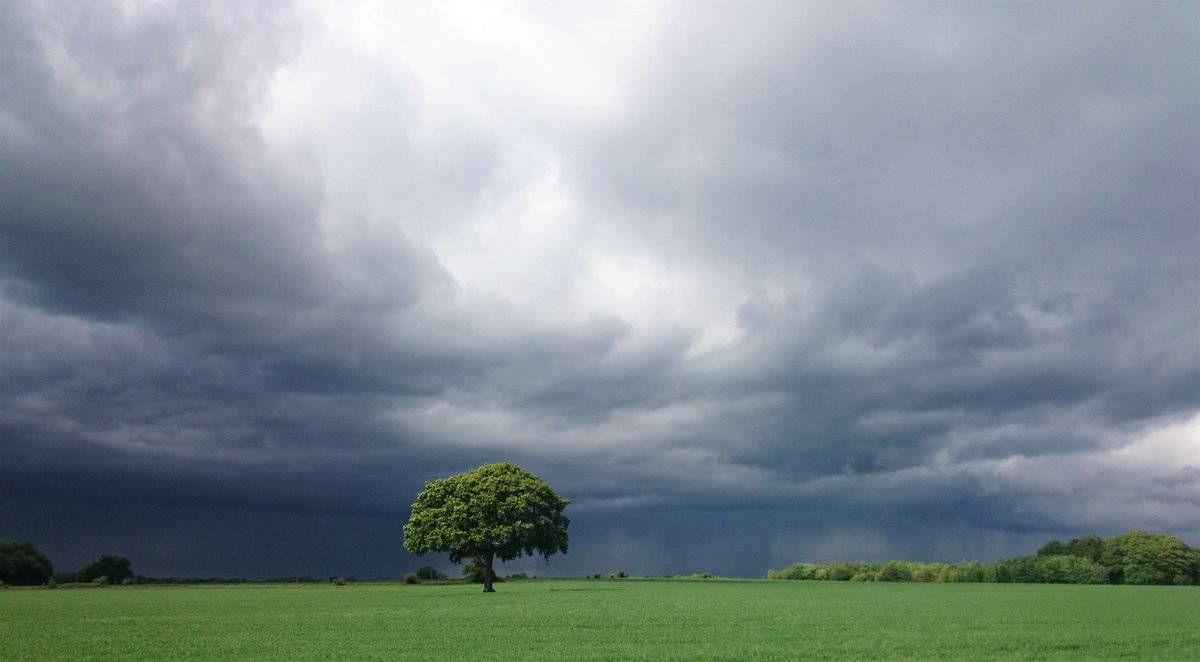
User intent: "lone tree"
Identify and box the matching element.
[403,462,569,592]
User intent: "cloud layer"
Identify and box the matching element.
[2,0,1197,577]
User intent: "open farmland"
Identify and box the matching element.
[2,579,1197,660]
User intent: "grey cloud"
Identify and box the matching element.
[547,0,1199,469]
[1,1,1197,578]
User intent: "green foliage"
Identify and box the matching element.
[79,555,133,585]
[768,530,1199,585]
[771,554,1109,585]
[992,555,1040,583]
[824,561,868,581]
[1034,555,1107,584]
[1063,534,1106,563]
[461,558,502,583]
[767,562,819,580]
[0,540,54,586]
[875,561,912,582]
[403,573,418,585]
[910,565,936,582]
[403,462,569,591]
[415,565,446,581]
[1101,530,1198,585]
[1038,533,1106,566]
[957,561,987,583]
[1037,539,1066,556]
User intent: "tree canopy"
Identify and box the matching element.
[79,554,134,584]
[1101,530,1198,585]
[0,540,54,586]
[403,462,569,592]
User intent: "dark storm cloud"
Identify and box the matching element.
[1,1,1197,577]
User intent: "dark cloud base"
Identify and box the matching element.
[2,492,1079,580]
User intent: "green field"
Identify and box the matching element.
[2,579,1198,660]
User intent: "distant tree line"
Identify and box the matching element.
[0,541,140,587]
[1,538,469,587]
[0,540,342,587]
[768,531,1200,585]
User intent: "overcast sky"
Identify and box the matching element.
[2,0,1197,579]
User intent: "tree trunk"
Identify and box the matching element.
[483,553,496,592]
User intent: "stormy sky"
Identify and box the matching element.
[2,1,1197,579]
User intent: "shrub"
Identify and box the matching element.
[771,563,817,580]
[691,572,717,579]
[911,565,935,582]
[826,562,856,581]
[992,556,1041,583]
[957,561,984,583]
[403,573,419,584]
[416,565,446,581]
[875,561,912,582]
[927,564,954,583]
[610,570,629,579]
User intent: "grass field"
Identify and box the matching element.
[2,579,1198,660]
